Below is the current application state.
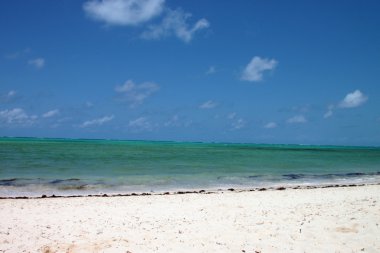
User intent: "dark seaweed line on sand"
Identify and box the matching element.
[1,182,379,200]
[2,171,380,186]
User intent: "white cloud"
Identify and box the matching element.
[164,114,192,127]
[232,118,245,130]
[42,109,59,118]
[115,80,159,106]
[323,110,333,119]
[287,115,307,124]
[28,58,45,69]
[0,108,37,125]
[227,112,236,120]
[129,116,153,131]
[206,66,216,75]
[226,113,245,130]
[323,90,368,118]
[164,114,179,127]
[199,100,217,109]
[264,122,277,129]
[1,90,17,103]
[80,115,114,128]
[323,105,334,119]
[85,101,94,108]
[339,90,368,108]
[84,0,209,42]
[83,0,165,26]
[5,48,31,60]
[241,56,278,82]
[7,90,16,98]
[141,8,210,42]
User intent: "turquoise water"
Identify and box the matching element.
[1,137,380,196]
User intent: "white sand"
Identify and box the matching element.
[1,185,380,253]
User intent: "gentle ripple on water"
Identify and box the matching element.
[1,137,380,197]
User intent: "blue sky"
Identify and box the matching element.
[0,0,379,145]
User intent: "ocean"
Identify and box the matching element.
[1,137,380,197]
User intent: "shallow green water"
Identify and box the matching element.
[1,137,379,196]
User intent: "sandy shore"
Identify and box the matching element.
[0,185,379,253]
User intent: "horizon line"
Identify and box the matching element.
[1,136,379,148]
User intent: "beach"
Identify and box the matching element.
[2,1,379,252]
[1,184,379,253]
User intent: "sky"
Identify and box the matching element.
[0,0,380,145]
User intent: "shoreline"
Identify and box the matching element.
[1,181,379,200]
